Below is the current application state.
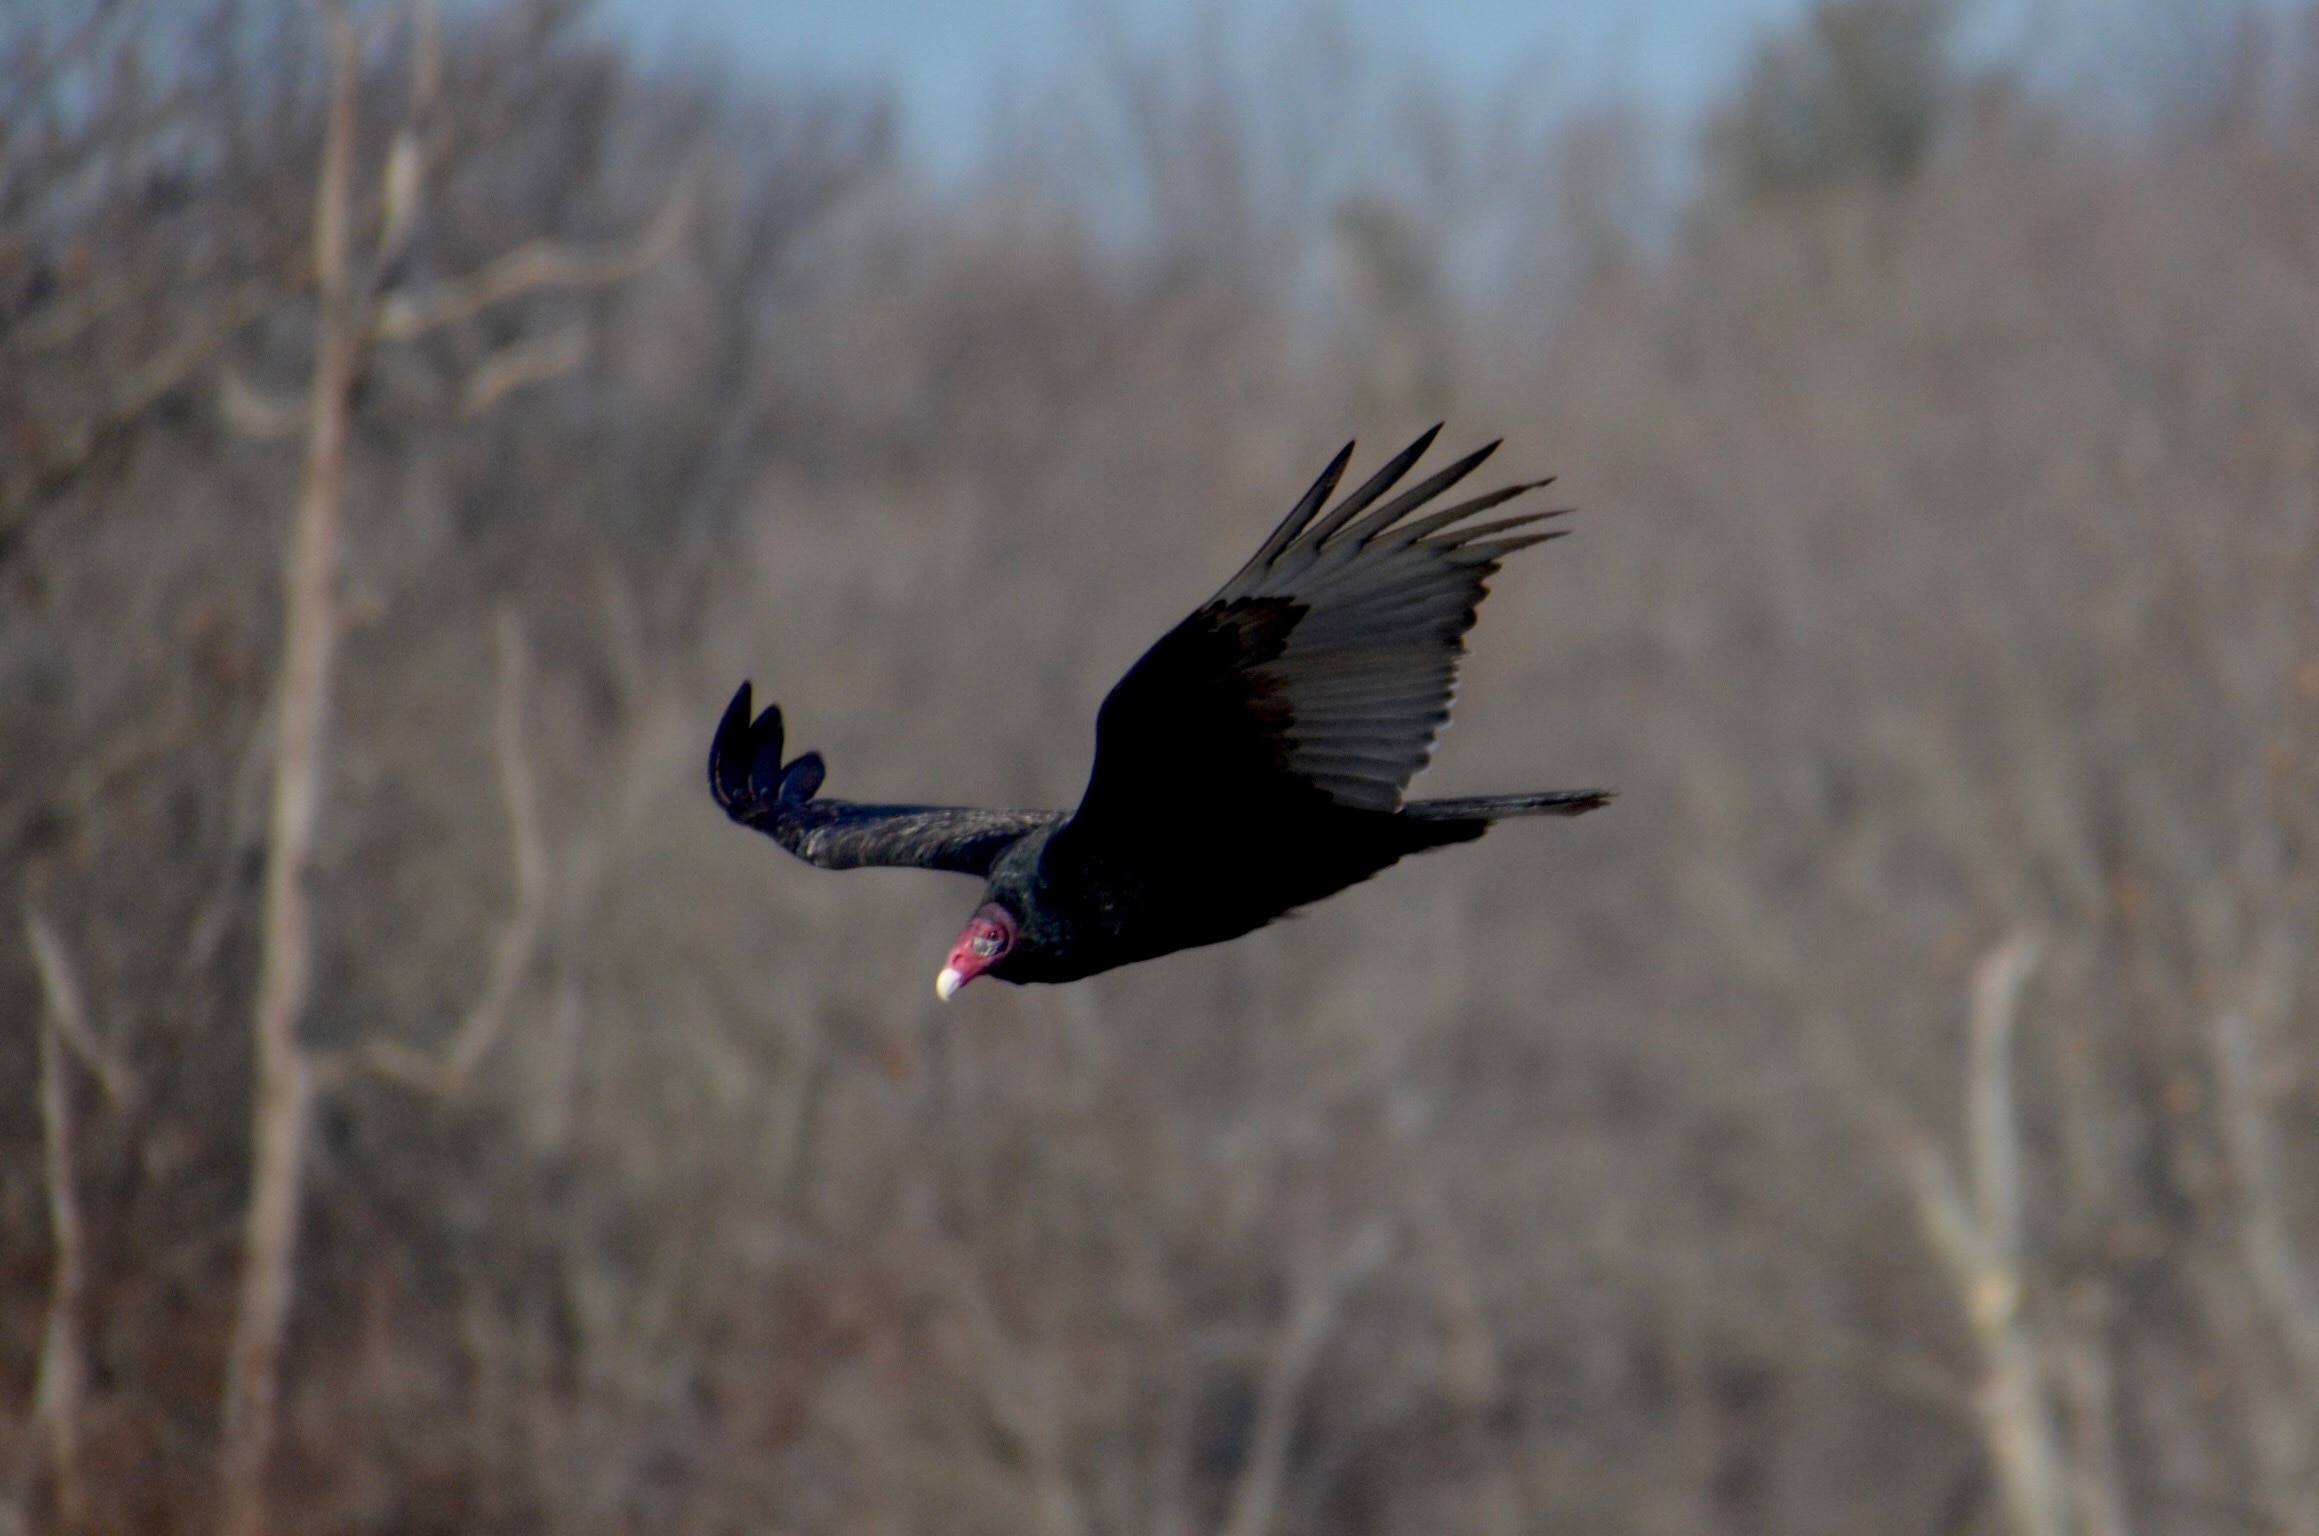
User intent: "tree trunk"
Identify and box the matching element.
[215,11,358,1534]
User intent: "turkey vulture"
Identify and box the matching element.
[709,427,1610,998]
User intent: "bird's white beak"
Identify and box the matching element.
[935,966,966,1003]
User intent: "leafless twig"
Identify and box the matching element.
[25,907,131,1107]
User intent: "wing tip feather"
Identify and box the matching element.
[710,681,759,811]
[1249,439,1358,569]
[1301,424,1445,546]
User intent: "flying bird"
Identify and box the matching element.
[709,427,1611,999]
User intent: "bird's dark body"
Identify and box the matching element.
[708,427,1611,989]
[980,790,1484,984]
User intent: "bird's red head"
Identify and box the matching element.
[936,903,1016,1001]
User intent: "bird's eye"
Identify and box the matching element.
[970,932,1003,958]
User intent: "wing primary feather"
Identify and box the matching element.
[1060,433,1590,831]
[1433,510,1565,549]
[710,690,1065,876]
[1451,529,1568,563]
[709,682,757,811]
[1340,440,1500,548]
[1383,481,1562,549]
[1299,424,1442,547]
[1242,440,1355,573]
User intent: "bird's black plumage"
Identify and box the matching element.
[709,688,1063,874]
[709,429,1611,990]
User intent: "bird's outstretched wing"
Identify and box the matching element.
[709,685,1063,876]
[1065,427,1571,836]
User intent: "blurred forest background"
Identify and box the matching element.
[5,0,2319,1531]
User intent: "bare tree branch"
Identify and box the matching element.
[26,904,92,1532]
[2,280,280,536]
[459,325,586,416]
[24,906,131,1106]
[1969,935,2040,1268]
[1890,934,2068,1536]
[2054,1281,2133,1536]
[376,0,440,274]
[448,607,548,1080]
[1218,1220,1392,1536]
[370,161,698,343]
[362,607,546,1096]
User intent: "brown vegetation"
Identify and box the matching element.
[3,0,2318,1532]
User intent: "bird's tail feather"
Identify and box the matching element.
[1402,789,1613,820]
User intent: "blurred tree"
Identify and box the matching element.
[1,2,2315,1533]
[214,6,691,1532]
[1330,193,1450,415]
[1709,0,1956,199]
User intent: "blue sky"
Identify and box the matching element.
[592,0,2252,179]
[597,0,1818,177]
